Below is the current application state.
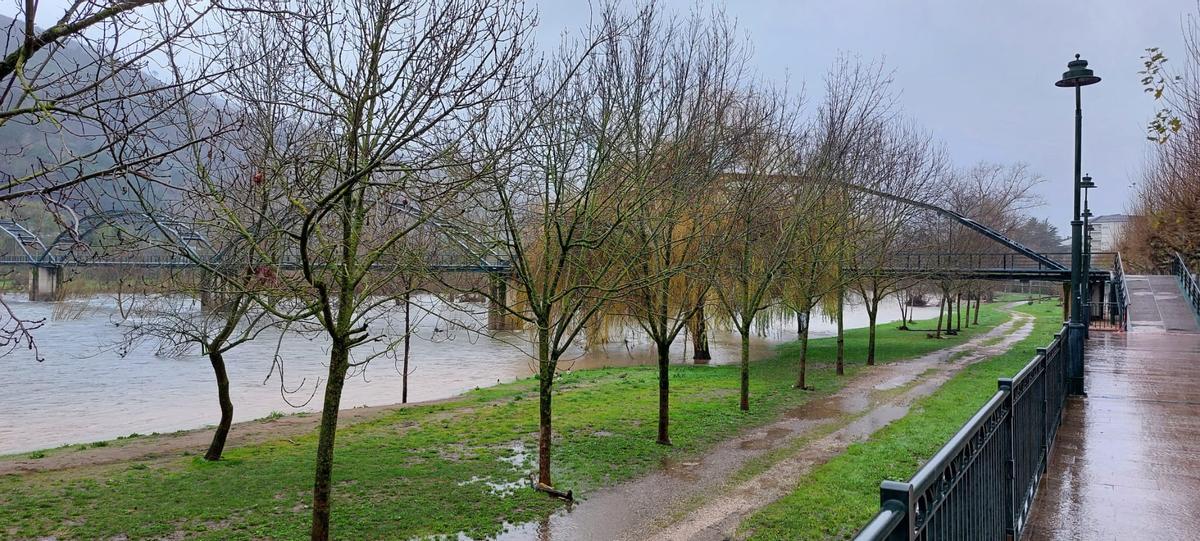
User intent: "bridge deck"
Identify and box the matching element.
[1125,274,1200,333]
[1024,276,1200,540]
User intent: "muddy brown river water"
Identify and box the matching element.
[0,294,937,455]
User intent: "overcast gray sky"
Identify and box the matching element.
[11,0,1195,230]
[537,0,1195,230]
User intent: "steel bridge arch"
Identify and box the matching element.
[0,219,52,265]
[835,181,1067,271]
[36,211,217,266]
[381,197,509,272]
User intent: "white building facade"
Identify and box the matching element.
[1090,214,1133,251]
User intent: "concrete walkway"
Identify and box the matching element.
[1024,276,1200,540]
[1125,274,1200,333]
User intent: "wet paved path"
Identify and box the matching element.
[1025,276,1200,541]
[1125,274,1200,333]
[496,304,1034,541]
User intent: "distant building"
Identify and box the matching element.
[1090,214,1134,251]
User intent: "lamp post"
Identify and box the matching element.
[1082,174,1095,338]
[1056,54,1100,396]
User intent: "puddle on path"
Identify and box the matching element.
[483,303,1034,541]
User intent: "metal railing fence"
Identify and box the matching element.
[1105,252,1131,331]
[854,325,1069,541]
[1174,251,1200,322]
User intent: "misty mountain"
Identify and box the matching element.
[1,14,228,214]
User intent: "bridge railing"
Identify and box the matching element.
[0,253,513,273]
[1174,252,1200,321]
[1110,252,1131,331]
[853,324,1069,541]
[883,252,1114,272]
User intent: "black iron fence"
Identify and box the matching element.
[853,324,1069,540]
[1093,252,1131,332]
[1174,251,1200,321]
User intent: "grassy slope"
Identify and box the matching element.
[738,299,1062,540]
[0,305,1007,540]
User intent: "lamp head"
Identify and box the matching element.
[1056,54,1101,87]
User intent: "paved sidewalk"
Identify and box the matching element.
[1024,284,1200,540]
[1125,275,1200,333]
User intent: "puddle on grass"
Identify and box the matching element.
[456,441,535,498]
[498,441,530,469]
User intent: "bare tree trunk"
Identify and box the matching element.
[533,325,556,487]
[964,293,971,329]
[956,293,963,331]
[656,342,671,445]
[311,342,350,541]
[974,294,981,324]
[836,287,845,375]
[945,291,954,335]
[795,310,812,389]
[204,350,233,461]
[690,304,711,362]
[935,295,945,338]
[866,296,879,366]
[401,287,412,404]
[739,327,751,411]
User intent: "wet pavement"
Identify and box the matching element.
[494,303,1035,541]
[1125,275,1200,333]
[1024,278,1200,541]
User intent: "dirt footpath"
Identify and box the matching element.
[492,304,1032,541]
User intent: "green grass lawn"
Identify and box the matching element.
[0,304,1008,540]
[737,298,1063,540]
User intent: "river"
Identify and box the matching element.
[0,294,939,455]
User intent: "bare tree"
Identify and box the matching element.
[1128,13,1200,270]
[120,278,278,460]
[603,5,747,445]
[816,56,895,376]
[933,161,1043,335]
[455,8,679,493]
[213,2,532,538]
[712,85,811,411]
[0,0,226,354]
[782,54,894,382]
[851,122,945,364]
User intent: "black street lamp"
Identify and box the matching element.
[1056,54,1100,396]
[1082,174,1095,338]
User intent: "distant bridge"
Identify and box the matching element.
[0,192,1114,322]
[868,251,1112,282]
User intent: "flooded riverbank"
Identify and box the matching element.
[0,294,938,454]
